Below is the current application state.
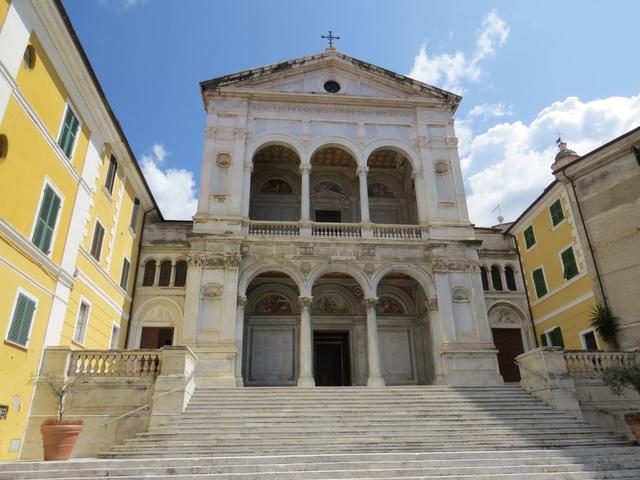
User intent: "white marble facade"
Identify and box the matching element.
[128,48,533,388]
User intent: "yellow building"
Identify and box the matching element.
[507,152,603,351]
[0,1,156,459]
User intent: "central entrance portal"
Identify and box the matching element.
[313,331,351,386]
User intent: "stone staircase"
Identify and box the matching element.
[1,385,638,479]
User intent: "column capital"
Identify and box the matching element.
[425,297,439,311]
[298,296,314,309]
[411,169,424,179]
[299,163,312,174]
[356,166,369,176]
[243,161,254,172]
[363,297,378,310]
[237,295,248,307]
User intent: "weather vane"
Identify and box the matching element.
[321,30,340,48]
[555,130,563,145]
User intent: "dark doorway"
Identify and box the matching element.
[140,327,174,349]
[492,328,525,382]
[314,331,351,386]
[315,210,341,222]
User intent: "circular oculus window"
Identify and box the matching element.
[323,80,340,93]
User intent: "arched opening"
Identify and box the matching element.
[310,271,364,386]
[375,272,432,385]
[480,267,489,290]
[310,146,359,223]
[142,260,156,286]
[158,260,172,286]
[174,260,188,287]
[491,265,503,291]
[505,266,517,291]
[367,148,418,224]
[244,271,300,386]
[249,145,301,221]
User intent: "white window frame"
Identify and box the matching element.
[90,219,106,261]
[4,287,39,348]
[109,322,121,350]
[72,296,91,346]
[55,101,82,161]
[531,265,548,299]
[29,177,65,258]
[523,224,537,251]
[549,198,566,230]
[120,256,131,291]
[579,328,599,350]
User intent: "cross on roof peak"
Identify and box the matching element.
[321,30,340,49]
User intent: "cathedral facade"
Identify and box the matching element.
[127,47,533,388]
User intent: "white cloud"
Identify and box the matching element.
[462,94,640,226]
[141,144,198,220]
[98,0,145,12]
[408,10,509,93]
[468,103,513,119]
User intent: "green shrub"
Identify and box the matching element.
[602,364,640,396]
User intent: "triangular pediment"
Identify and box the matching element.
[200,50,460,107]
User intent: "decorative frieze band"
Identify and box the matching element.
[432,259,480,273]
[188,253,242,268]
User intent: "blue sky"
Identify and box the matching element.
[64,0,640,224]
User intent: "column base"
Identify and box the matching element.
[367,375,385,387]
[297,376,315,387]
[235,376,244,387]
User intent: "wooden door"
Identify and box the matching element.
[140,327,174,349]
[492,328,525,382]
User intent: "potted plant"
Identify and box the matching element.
[40,377,84,461]
[602,363,640,442]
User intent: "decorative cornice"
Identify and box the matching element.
[188,253,241,268]
[432,259,480,273]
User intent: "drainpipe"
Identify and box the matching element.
[123,207,154,349]
[505,231,538,348]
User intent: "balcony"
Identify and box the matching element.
[245,221,425,240]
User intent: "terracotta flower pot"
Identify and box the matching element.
[40,421,84,461]
[624,415,640,443]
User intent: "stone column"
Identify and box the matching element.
[297,296,315,387]
[235,296,247,386]
[300,163,311,221]
[499,265,508,292]
[357,166,370,223]
[153,261,161,286]
[241,161,253,219]
[364,297,385,387]
[181,256,203,344]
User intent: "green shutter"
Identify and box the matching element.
[532,268,547,298]
[550,199,565,226]
[540,333,548,346]
[7,294,36,346]
[130,198,140,230]
[524,226,536,248]
[58,108,80,159]
[551,327,564,348]
[32,185,61,254]
[561,247,579,280]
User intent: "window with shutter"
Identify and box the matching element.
[7,293,37,347]
[130,198,140,231]
[550,327,564,347]
[110,324,121,349]
[561,247,579,280]
[32,184,61,255]
[523,225,536,249]
[90,221,105,261]
[549,199,565,226]
[58,106,80,159]
[73,301,90,344]
[532,268,547,298]
[120,258,131,290]
[540,333,548,346]
[104,155,117,195]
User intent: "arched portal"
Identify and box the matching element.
[375,272,433,385]
[249,145,301,221]
[310,146,359,223]
[243,271,300,386]
[367,148,418,225]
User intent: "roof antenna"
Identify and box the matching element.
[491,204,504,224]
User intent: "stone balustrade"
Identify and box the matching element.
[69,350,162,377]
[245,220,425,240]
[564,350,637,378]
